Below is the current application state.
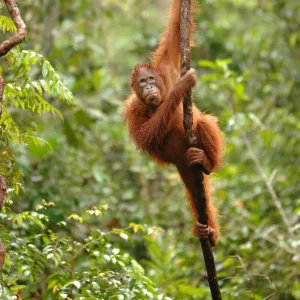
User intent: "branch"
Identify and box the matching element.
[0,239,5,270]
[0,174,6,211]
[0,77,4,117]
[180,1,222,299]
[0,0,27,57]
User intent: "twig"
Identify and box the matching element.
[242,134,294,236]
[223,255,254,293]
[250,274,276,300]
[223,256,276,299]
[180,1,222,299]
[0,0,27,57]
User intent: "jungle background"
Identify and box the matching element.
[0,0,299,299]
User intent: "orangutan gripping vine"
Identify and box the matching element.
[124,0,224,246]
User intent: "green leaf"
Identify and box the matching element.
[198,60,216,69]
[10,285,28,291]
[42,61,49,77]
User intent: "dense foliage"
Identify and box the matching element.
[0,0,299,299]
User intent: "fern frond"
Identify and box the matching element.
[25,135,52,149]
[0,15,17,33]
[8,50,78,105]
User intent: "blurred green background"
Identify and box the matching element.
[0,0,299,299]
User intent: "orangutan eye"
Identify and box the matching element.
[140,78,146,84]
[149,76,154,81]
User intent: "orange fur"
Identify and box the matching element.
[150,0,196,70]
[124,0,224,245]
